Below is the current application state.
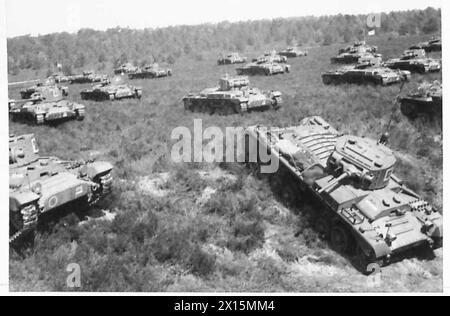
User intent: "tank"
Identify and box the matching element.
[322,57,411,85]
[128,63,172,79]
[10,86,85,125]
[20,78,69,99]
[410,37,442,52]
[384,49,441,73]
[68,71,108,84]
[236,61,291,76]
[252,51,288,64]
[246,116,442,272]
[49,73,70,84]
[80,77,142,101]
[114,63,139,75]
[279,47,308,58]
[218,53,248,65]
[9,134,113,243]
[399,81,442,119]
[338,41,378,55]
[183,75,282,115]
[331,50,382,64]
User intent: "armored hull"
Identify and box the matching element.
[20,79,69,99]
[9,134,113,243]
[279,47,308,58]
[252,51,288,64]
[399,81,442,119]
[236,62,291,76]
[183,76,282,115]
[218,53,248,65]
[385,49,441,73]
[81,78,142,101]
[322,63,410,86]
[338,41,378,54]
[333,42,380,64]
[246,117,442,272]
[10,86,85,125]
[128,64,172,79]
[331,52,381,64]
[69,71,108,84]
[114,63,139,75]
[410,37,442,52]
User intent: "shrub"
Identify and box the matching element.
[152,227,192,263]
[227,219,265,254]
[188,245,216,277]
[131,212,158,244]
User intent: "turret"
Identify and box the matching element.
[319,135,397,193]
[218,75,249,91]
[9,134,40,167]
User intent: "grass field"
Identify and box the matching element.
[9,34,443,292]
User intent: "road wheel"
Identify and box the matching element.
[183,100,192,111]
[76,110,85,121]
[400,102,418,119]
[322,76,332,85]
[239,102,248,113]
[314,215,331,240]
[331,224,353,254]
[353,246,384,275]
[135,90,142,99]
[35,114,45,125]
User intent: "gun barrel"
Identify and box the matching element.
[318,172,349,194]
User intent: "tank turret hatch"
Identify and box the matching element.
[321,135,397,193]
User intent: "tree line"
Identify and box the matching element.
[7,7,441,75]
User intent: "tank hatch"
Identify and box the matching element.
[326,136,397,191]
[9,134,40,167]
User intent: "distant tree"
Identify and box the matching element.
[62,64,73,75]
[6,8,442,76]
[398,23,409,36]
[422,17,440,34]
[166,55,176,65]
[98,52,107,63]
[323,34,334,46]
[74,53,86,68]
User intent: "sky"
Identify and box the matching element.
[4,0,443,38]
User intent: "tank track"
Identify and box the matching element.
[9,204,39,244]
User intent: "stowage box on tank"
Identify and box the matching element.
[9,134,113,243]
[246,117,442,272]
[183,75,282,115]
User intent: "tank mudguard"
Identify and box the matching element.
[10,191,40,212]
[85,161,113,180]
